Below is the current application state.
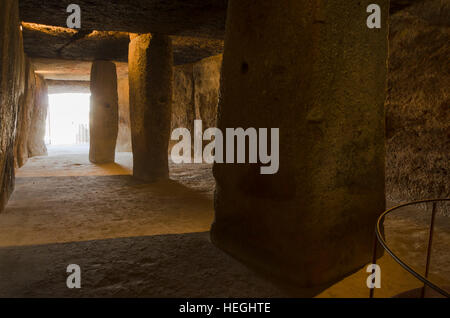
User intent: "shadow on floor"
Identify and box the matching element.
[0,231,322,298]
[1,176,214,247]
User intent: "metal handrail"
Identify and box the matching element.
[371,198,450,298]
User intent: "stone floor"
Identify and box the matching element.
[0,145,448,297]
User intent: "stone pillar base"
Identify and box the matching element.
[89,60,119,164]
[212,0,388,287]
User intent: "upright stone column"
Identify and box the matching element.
[89,61,119,163]
[212,1,388,288]
[128,34,173,181]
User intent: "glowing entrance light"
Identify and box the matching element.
[46,93,91,145]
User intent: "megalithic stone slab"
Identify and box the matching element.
[14,57,36,168]
[129,34,173,182]
[212,0,388,288]
[28,74,49,157]
[89,60,119,163]
[0,0,25,213]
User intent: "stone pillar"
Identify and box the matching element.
[212,1,388,288]
[89,61,119,163]
[129,34,173,181]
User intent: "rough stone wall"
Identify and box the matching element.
[170,54,222,152]
[112,54,221,154]
[14,59,50,165]
[116,77,132,152]
[14,58,36,168]
[114,53,222,154]
[0,0,26,213]
[193,54,222,129]
[28,74,48,157]
[172,64,195,131]
[171,63,195,151]
[386,0,450,214]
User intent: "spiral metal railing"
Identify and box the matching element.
[370,198,450,298]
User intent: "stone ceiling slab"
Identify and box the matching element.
[22,23,224,65]
[24,0,421,82]
[19,0,228,39]
[19,0,422,41]
[32,58,129,81]
[47,80,91,94]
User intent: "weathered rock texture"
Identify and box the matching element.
[18,0,421,40]
[14,58,36,168]
[170,36,223,66]
[22,23,224,66]
[116,54,222,154]
[391,0,426,14]
[19,0,228,39]
[32,58,129,81]
[212,1,388,288]
[0,0,25,213]
[13,58,49,166]
[386,0,450,214]
[116,77,132,152]
[129,34,173,181]
[170,54,222,152]
[22,24,130,62]
[193,55,222,129]
[172,64,195,134]
[171,64,195,154]
[28,75,49,157]
[89,61,119,163]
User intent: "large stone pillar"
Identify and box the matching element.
[212,1,388,288]
[89,61,118,163]
[128,34,173,181]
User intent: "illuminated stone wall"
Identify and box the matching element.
[386,0,449,214]
[0,0,26,212]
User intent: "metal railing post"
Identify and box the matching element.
[421,202,437,298]
[369,230,378,298]
[373,199,449,298]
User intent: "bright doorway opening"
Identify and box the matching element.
[45,93,91,146]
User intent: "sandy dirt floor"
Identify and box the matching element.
[0,145,448,297]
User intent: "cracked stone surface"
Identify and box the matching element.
[18,0,422,41]
[386,0,450,214]
[19,0,228,39]
[22,23,224,65]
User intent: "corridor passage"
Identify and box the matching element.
[0,146,448,297]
